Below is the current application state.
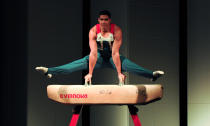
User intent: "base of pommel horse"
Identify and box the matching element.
[69,105,142,126]
[47,84,163,126]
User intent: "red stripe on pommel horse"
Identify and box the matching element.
[128,105,142,126]
[69,105,83,126]
[69,114,80,126]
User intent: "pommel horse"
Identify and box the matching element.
[47,83,163,126]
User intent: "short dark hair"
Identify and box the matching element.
[98,10,111,18]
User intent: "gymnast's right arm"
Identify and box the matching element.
[87,26,97,78]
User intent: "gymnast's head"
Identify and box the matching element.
[98,10,112,27]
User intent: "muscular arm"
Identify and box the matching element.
[112,25,122,75]
[88,26,98,75]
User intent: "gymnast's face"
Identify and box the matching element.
[98,15,111,27]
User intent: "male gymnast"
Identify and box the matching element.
[36,10,164,85]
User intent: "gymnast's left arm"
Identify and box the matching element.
[112,25,126,82]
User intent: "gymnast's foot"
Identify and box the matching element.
[35,66,52,78]
[151,70,164,81]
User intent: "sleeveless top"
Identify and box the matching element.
[96,24,115,59]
